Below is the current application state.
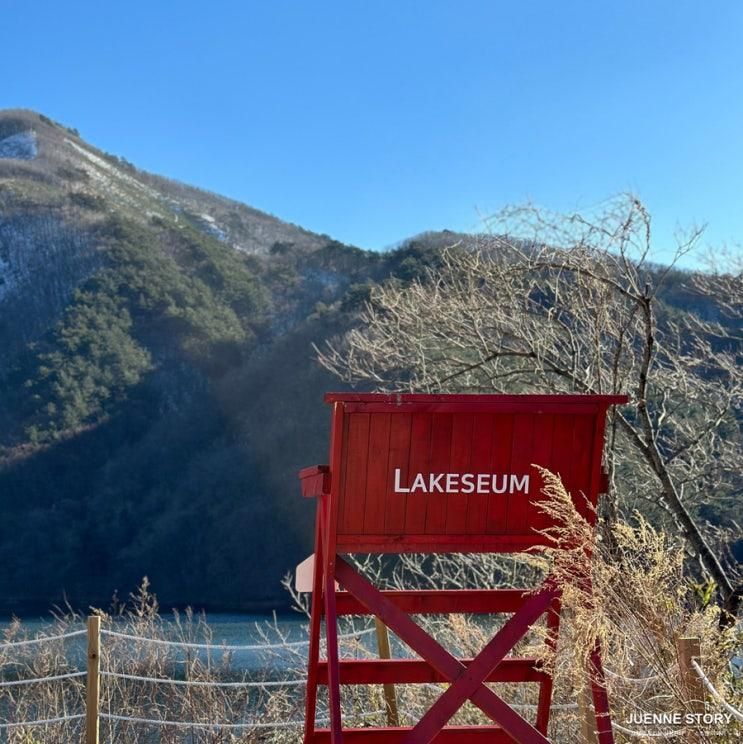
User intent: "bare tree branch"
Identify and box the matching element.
[317,195,743,621]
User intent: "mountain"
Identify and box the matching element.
[0,109,450,612]
[4,109,731,615]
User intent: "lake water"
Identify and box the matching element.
[0,613,375,674]
[2,612,307,640]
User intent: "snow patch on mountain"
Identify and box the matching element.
[65,139,166,216]
[194,212,227,241]
[0,131,37,160]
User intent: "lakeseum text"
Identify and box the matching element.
[393,469,530,495]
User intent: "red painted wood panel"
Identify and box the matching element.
[543,414,576,533]
[445,413,474,534]
[526,414,555,533]
[531,415,572,530]
[571,413,597,522]
[465,414,495,533]
[552,416,575,483]
[424,413,454,534]
[485,415,514,534]
[339,413,370,534]
[334,414,350,533]
[506,414,536,534]
[363,413,391,534]
[403,413,433,535]
[328,395,625,549]
[383,413,412,534]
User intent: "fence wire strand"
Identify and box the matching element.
[99,711,383,730]
[0,713,85,728]
[603,666,662,684]
[691,659,743,723]
[0,670,86,687]
[100,626,374,651]
[0,629,86,648]
[101,669,305,688]
[100,712,303,730]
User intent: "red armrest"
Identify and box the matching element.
[299,465,331,498]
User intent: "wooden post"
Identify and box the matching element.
[374,617,399,726]
[578,681,599,744]
[677,636,705,714]
[86,615,101,744]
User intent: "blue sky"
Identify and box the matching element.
[2,2,742,266]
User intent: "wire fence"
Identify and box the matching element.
[0,624,739,741]
[100,626,375,651]
[0,620,377,740]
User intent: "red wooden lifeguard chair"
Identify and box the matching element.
[299,393,627,743]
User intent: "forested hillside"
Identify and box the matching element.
[0,110,737,614]
[0,109,445,611]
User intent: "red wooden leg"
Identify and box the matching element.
[535,597,561,734]
[581,571,614,744]
[325,556,343,742]
[304,509,325,744]
[590,642,615,744]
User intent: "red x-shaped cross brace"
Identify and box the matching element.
[334,556,558,744]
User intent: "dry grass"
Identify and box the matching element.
[0,579,370,743]
[0,474,740,742]
[526,468,741,742]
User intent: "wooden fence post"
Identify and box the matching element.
[86,615,101,744]
[676,636,705,714]
[374,617,399,726]
[578,681,599,744]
